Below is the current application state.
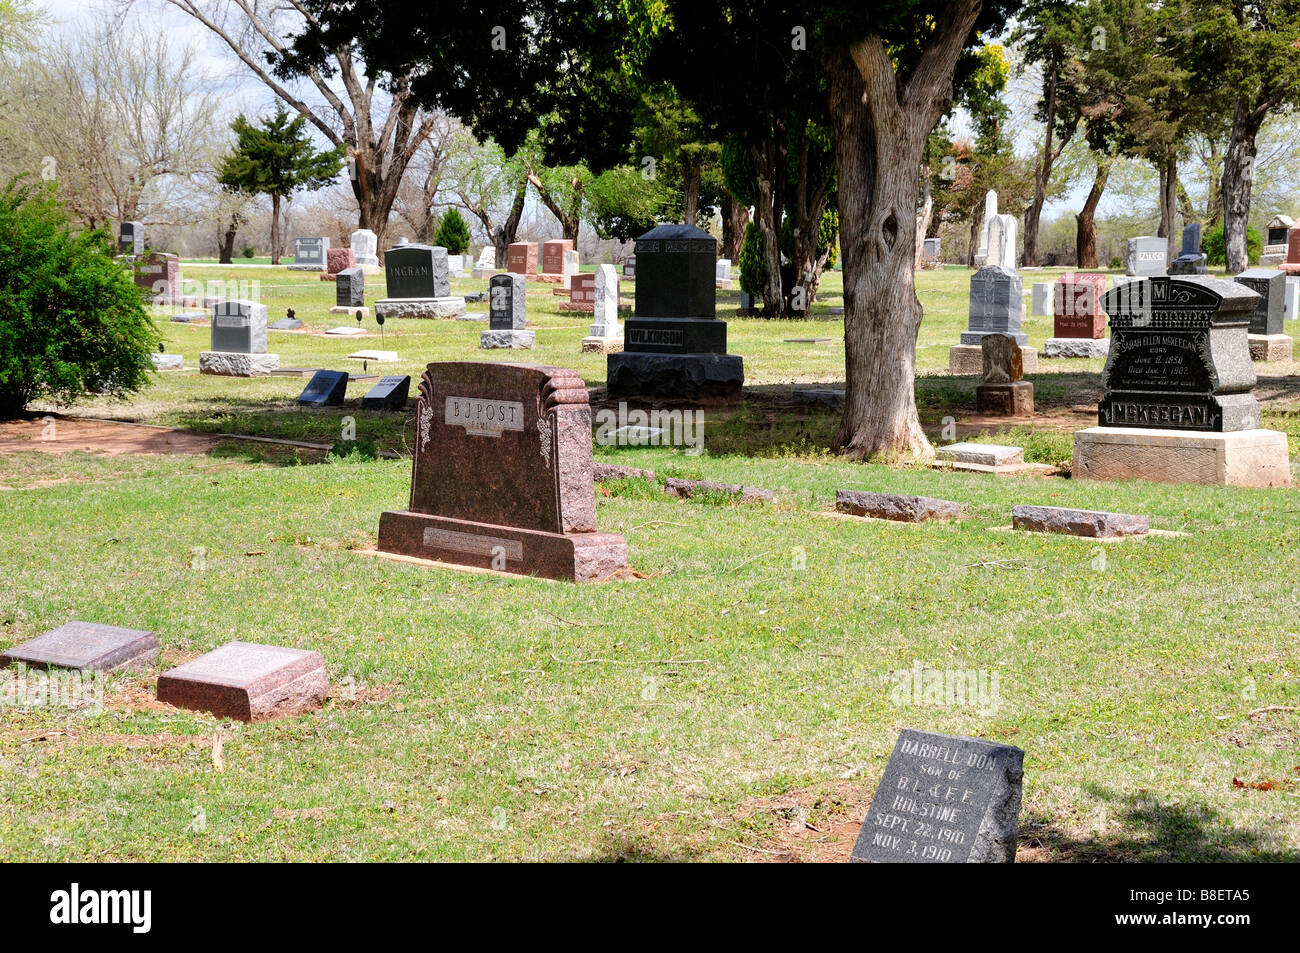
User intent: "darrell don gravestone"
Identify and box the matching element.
[481,273,532,349]
[375,362,629,582]
[851,729,1024,864]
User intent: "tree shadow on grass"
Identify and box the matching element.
[1019,783,1299,862]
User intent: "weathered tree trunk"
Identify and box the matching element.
[218,215,238,264]
[1176,179,1197,228]
[1158,157,1178,264]
[682,160,702,226]
[967,205,985,268]
[270,193,282,265]
[788,129,832,309]
[914,160,933,265]
[828,3,981,460]
[1024,55,1073,267]
[1223,94,1265,274]
[527,170,582,242]
[721,189,749,261]
[1075,157,1110,269]
[751,138,785,317]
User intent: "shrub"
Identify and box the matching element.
[242,246,256,258]
[0,179,159,417]
[328,438,378,462]
[1203,223,1261,266]
[738,221,767,297]
[434,207,472,255]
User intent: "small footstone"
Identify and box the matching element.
[593,463,656,482]
[375,297,466,320]
[480,329,536,349]
[835,489,965,523]
[664,477,775,504]
[198,351,280,377]
[792,388,845,408]
[150,353,183,370]
[171,312,207,324]
[1247,333,1293,362]
[1011,504,1149,539]
[851,729,1023,864]
[157,642,328,722]
[1,621,158,672]
[269,317,303,331]
[935,442,1024,467]
[1043,337,1110,359]
[324,326,365,336]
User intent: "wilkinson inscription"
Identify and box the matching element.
[444,396,525,437]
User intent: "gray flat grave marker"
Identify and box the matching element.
[851,729,1023,863]
[1,621,158,671]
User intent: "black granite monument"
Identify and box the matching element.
[606,224,743,400]
[1098,276,1259,431]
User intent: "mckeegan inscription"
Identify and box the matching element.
[444,396,524,437]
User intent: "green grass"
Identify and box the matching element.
[2,263,1298,862]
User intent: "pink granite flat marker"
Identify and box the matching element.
[0,621,158,672]
[157,642,328,722]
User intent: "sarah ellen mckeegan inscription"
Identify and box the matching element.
[851,729,1024,863]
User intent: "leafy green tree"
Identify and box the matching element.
[1189,0,1300,271]
[434,207,471,254]
[216,105,345,264]
[1202,222,1261,266]
[738,222,767,301]
[0,179,158,417]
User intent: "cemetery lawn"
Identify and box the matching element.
[1,265,1297,862]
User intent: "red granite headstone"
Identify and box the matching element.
[559,272,597,312]
[506,242,538,275]
[1282,227,1300,275]
[1,621,158,672]
[541,239,574,275]
[1053,272,1107,338]
[132,251,181,304]
[377,362,629,581]
[157,642,328,721]
[326,247,355,275]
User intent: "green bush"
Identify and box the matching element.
[779,208,839,271]
[738,221,767,298]
[1202,223,1261,266]
[328,438,378,462]
[434,207,472,255]
[0,179,159,417]
[242,246,255,258]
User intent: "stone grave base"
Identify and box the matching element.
[715,279,733,289]
[472,268,496,279]
[199,351,280,377]
[329,305,370,316]
[606,352,744,401]
[975,381,1034,417]
[949,344,1039,375]
[525,273,566,283]
[1247,333,1293,362]
[377,510,629,583]
[1044,337,1109,359]
[376,297,466,320]
[480,329,535,349]
[157,642,328,722]
[286,265,324,272]
[581,335,624,354]
[1073,426,1291,488]
[557,302,594,312]
[150,353,184,370]
[357,263,382,275]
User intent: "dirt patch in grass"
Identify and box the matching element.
[0,416,225,455]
